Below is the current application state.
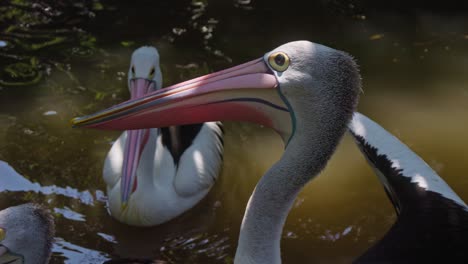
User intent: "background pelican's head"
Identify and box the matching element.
[128,46,163,99]
[0,204,55,264]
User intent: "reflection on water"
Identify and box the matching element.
[0,161,97,205]
[53,238,109,263]
[1,0,468,263]
[54,206,86,222]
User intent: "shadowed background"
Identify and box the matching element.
[0,0,467,263]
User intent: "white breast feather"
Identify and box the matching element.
[174,122,224,197]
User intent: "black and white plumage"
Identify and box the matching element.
[0,203,55,264]
[104,47,224,226]
[73,41,468,263]
[349,112,468,263]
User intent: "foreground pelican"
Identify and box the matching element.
[104,46,223,226]
[0,204,55,264]
[73,41,468,263]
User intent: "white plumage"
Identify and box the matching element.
[103,47,224,226]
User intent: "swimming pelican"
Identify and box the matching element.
[103,46,223,226]
[0,203,55,264]
[73,41,468,263]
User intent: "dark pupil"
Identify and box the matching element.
[274,54,285,66]
[132,67,135,74]
[150,69,155,75]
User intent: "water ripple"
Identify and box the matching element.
[0,160,100,205]
[54,206,86,222]
[53,237,110,263]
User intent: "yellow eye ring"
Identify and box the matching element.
[268,51,290,72]
[148,67,156,79]
[0,227,5,241]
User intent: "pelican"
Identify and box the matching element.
[73,41,468,263]
[103,46,223,226]
[0,203,55,264]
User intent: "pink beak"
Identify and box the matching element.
[71,58,292,135]
[72,57,293,142]
[120,78,154,209]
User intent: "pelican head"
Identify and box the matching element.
[72,41,359,148]
[0,204,55,264]
[120,46,163,210]
[128,46,163,95]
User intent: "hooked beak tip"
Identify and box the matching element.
[70,117,81,127]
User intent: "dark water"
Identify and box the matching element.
[1,0,468,263]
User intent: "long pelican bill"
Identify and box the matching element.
[120,78,153,209]
[71,58,293,140]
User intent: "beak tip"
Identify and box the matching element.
[70,117,82,128]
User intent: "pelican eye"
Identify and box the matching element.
[0,228,5,241]
[149,67,155,79]
[268,52,290,72]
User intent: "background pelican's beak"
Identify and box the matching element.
[120,128,149,210]
[120,78,153,209]
[72,58,293,141]
[0,246,23,264]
